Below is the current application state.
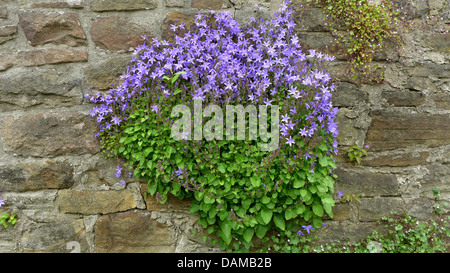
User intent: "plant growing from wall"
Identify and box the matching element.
[86,1,340,252]
[0,193,17,229]
[293,0,414,85]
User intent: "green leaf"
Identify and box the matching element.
[313,204,324,217]
[273,214,285,231]
[220,220,232,238]
[255,224,269,239]
[243,228,254,243]
[148,182,158,195]
[250,176,261,187]
[218,164,226,174]
[260,209,273,225]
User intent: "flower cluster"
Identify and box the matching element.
[86,1,338,161]
[85,1,340,251]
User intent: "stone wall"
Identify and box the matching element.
[0,0,448,253]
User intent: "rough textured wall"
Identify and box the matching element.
[0,0,448,253]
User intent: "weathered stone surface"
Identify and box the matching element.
[1,112,98,157]
[295,8,326,31]
[433,92,450,110]
[335,108,366,146]
[2,190,59,222]
[90,0,158,11]
[421,164,450,191]
[91,16,153,52]
[330,203,351,221]
[362,152,429,167]
[366,111,450,151]
[0,6,7,18]
[332,82,368,107]
[94,211,175,252]
[382,90,425,107]
[359,197,404,221]
[192,0,229,10]
[0,54,14,71]
[18,10,86,47]
[17,49,88,67]
[0,161,74,192]
[57,189,137,215]
[0,24,17,44]
[161,11,196,42]
[0,68,83,110]
[334,168,400,197]
[21,219,87,253]
[165,0,185,8]
[296,32,347,60]
[31,1,83,8]
[83,55,130,90]
[141,184,191,211]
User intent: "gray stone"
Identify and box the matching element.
[90,16,153,52]
[90,0,158,11]
[334,168,400,197]
[1,111,98,157]
[83,55,131,90]
[0,161,74,192]
[359,197,404,221]
[21,219,87,253]
[0,68,83,110]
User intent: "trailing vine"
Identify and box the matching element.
[293,0,415,85]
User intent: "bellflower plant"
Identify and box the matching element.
[86,1,339,252]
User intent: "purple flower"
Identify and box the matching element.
[151,105,159,113]
[120,180,126,186]
[0,198,5,208]
[338,191,344,199]
[115,166,122,178]
[297,230,305,237]
[302,225,314,234]
[286,136,295,147]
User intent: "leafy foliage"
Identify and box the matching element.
[294,0,413,85]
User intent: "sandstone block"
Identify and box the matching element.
[366,111,450,151]
[94,211,175,252]
[1,112,98,157]
[90,0,158,11]
[57,189,137,215]
[83,55,130,90]
[18,10,86,47]
[0,161,74,192]
[91,16,153,52]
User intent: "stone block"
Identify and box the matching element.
[83,55,131,90]
[18,10,87,47]
[382,90,425,107]
[57,189,137,215]
[0,68,83,110]
[94,211,175,252]
[366,110,450,151]
[192,0,230,10]
[358,197,404,221]
[90,0,158,11]
[91,16,153,52]
[334,168,400,197]
[362,152,429,167]
[0,161,74,192]
[1,111,98,157]
[16,49,88,67]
